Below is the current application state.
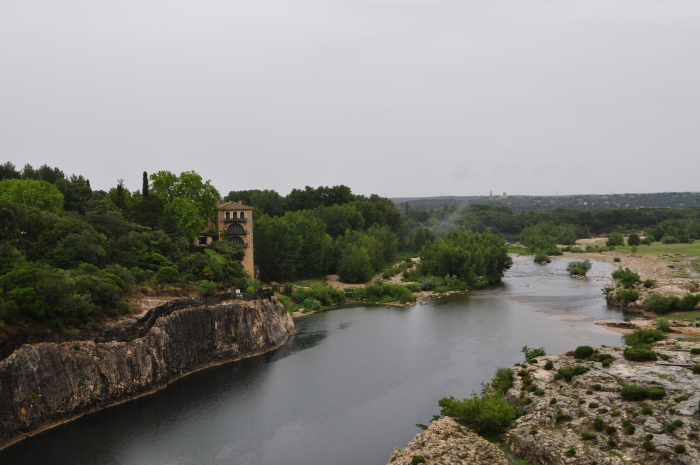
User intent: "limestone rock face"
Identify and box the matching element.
[386,417,510,465]
[0,299,294,448]
[506,342,700,464]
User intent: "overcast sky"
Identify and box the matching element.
[1,1,698,198]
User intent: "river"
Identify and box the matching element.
[1,257,629,465]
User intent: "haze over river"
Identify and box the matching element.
[1,257,628,465]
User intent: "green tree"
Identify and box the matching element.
[142,171,149,197]
[149,171,220,239]
[627,232,641,246]
[0,179,64,213]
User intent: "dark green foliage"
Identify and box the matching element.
[655,319,671,333]
[354,282,416,304]
[550,398,557,404]
[611,267,641,289]
[197,280,217,296]
[605,425,616,435]
[642,440,654,451]
[302,299,322,311]
[649,387,666,400]
[643,279,654,288]
[522,346,546,363]
[616,288,640,305]
[597,353,614,364]
[156,266,179,284]
[593,417,605,431]
[613,257,621,262]
[555,410,572,423]
[641,407,653,415]
[291,284,345,307]
[491,368,515,394]
[411,456,426,465]
[607,439,618,449]
[624,345,657,362]
[544,360,554,370]
[692,365,700,374]
[581,432,595,440]
[592,384,602,391]
[624,424,635,435]
[643,293,699,314]
[565,448,576,457]
[690,348,700,355]
[533,251,550,264]
[675,444,686,454]
[520,221,579,253]
[438,392,516,435]
[628,232,641,246]
[418,231,512,289]
[556,365,590,382]
[623,328,667,346]
[574,346,594,359]
[589,402,599,409]
[567,259,592,277]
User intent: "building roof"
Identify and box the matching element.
[216,201,253,211]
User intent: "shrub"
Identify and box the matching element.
[613,257,621,262]
[675,444,686,454]
[606,232,624,246]
[621,385,649,401]
[521,346,546,363]
[648,387,666,400]
[529,429,538,435]
[655,319,671,333]
[606,425,617,435]
[628,232,641,246]
[643,279,654,288]
[534,251,551,264]
[645,294,675,314]
[556,365,590,382]
[611,267,641,289]
[622,328,667,346]
[550,398,557,404]
[196,280,217,296]
[581,432,595,440]
[693,365,700,374]
[567,259,592,277]
[156,266,179,284]
[544,360,554,370]
[411,456,426,465]
[354,282,417,304]
[555,411,573,424]
[292,284,346,306]
[608,439,618,449]
[589,402,599,409]
[565,448,576,457]
[675,395,690,403]
[438,392,516,435]
[302,298,322,311]
[491,368,514,394]
[283,283,293,295]
[593,417,605,431]
[642,440,654,451]
[616,288,640,305]
[624,424,636,435]
[679,293,700,311]
[641,407,653,415]
[574,345,595,359]
[597,353,614,364]
[593,384,602,391]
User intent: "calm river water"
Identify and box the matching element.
[1,257,629,465]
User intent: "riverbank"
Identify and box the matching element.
[0,299,294,451]
[388,341,700,465]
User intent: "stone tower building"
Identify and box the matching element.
[197,201,254,277]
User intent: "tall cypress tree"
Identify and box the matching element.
[142,171,149,197]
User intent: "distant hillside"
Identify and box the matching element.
[392,192,700,213]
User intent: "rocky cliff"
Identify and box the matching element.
[386,417,510,465]
[0,299,294,449]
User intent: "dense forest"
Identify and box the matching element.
[3,160,696,333]
[0,162,438,331]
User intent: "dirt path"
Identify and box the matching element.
[684,257,700,278]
